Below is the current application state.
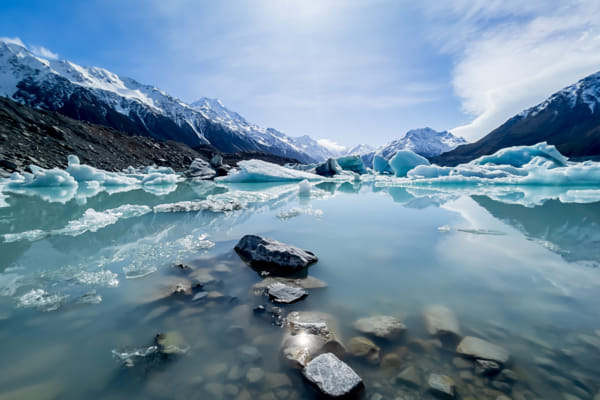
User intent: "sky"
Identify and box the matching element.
[1,0,599,148]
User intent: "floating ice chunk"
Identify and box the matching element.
[66,155,106,181]
[277,207,324,220]
[437,225,452,233]
[457,228,506,236]
[55,205,151,237]
[2,229,48,243]
[74,270,119,287]
[0,187,9,208]
[174,234,215,251]
[389,150,430,177]
[123,265,157,280]
[18,289,69,312]
[143,165,176,175]
[112,346,158,364]
[77,291,103,304]
[337,155,368,175]
[142,172,180,186]
[298,179,312,197]
[9,165,77,187]
[153,199,243,213]
[373,155,393,174]
[558,189,600,204]
[474,142,568,168]
[216,160,322,182]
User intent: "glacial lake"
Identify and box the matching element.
[1,180,599,400]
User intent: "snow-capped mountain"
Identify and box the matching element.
[376,128,466,159]
[0,40,336,163]
[345,144,375,155]
[433,71,600,166]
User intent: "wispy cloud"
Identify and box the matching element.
[0,36,59,60]
[30,45,59,60]
[421,0,600,141]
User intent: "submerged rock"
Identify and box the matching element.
[396,366,422,388]
[427,374,455,398]
[252,276,327,293]
[347,336,380,364]
[456,336,510,364]
[424,305,461,341]
[474,359,501,376]
[302,353,364,398]
[282,311,345,368]
[155,331,189,355]
[246,367,265,384]
[266,282,308,304]
[353,315,406,340]
[234,235,318,275]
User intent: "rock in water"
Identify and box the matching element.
[456,336,510,364]
[302,353,363,398]
[266,282,308,304]
[353,315,406,340]
[282,311,345,368]
[234,235,318,275]
[428,374,455,398]
[315,158,343,177]
[424,305,461,341]
[396,366,421,388]
[347,336,380,364]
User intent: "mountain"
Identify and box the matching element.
[346,144,375,155]
[377,128,466,159]
[0,95,299,175]
[432,71,600,166]
[0,40,335,164]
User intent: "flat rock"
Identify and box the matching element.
[246,367,265,384]
[396,366,421,388]
[266,282,308,304]
[456,336,510,364]
[347,336,380,364]
[234,235,318,275]
[428,374,455,398]
[424,305,461,340]
[302,353,363,398]
[353,315,406,340]
[252,276,327,294]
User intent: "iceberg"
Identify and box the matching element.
[216,160,322,182]
[373,155,393,174]
[336,155,368,175]
[389,150,430,177]
[8,165,77,187]
[298,179,312,197]
[474,142,568,168]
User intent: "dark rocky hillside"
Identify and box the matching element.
[0,96,298,176]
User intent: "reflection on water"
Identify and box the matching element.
[0,181,599,399]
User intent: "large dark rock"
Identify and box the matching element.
[302,353,364,398]
[234,235,318,275]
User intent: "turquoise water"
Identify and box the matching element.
[0,181,599,399]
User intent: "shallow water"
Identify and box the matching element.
[1,180,599,400]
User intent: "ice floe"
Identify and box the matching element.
[276,206,324,220]
[216,160,323,182]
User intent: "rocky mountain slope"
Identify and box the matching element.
[432,71,600,166]
[0,40,336,164]
[0,96,297,176]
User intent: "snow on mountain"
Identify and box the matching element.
[433,70,600,166]
[346,144,375,155]
[377,128,466,159]
[0,39,336,163]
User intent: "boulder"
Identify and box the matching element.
[235,235,318,275]
[456,336,510,364]
[423,305,461,341]
[427,374,455,398]
[315,158,343,177]
[396,366,421,388]
[347,336,380,364]
[282,311,345,368]
[266,282,308,304]
[302,353,364,398]
[353,315,406,340]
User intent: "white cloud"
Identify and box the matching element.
[317,138,347,153]
[30,45,59,60]
[0,37,25,47]
[0,36,59,60]
[422,0,600,141]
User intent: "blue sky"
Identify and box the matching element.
[2,0,600,148]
